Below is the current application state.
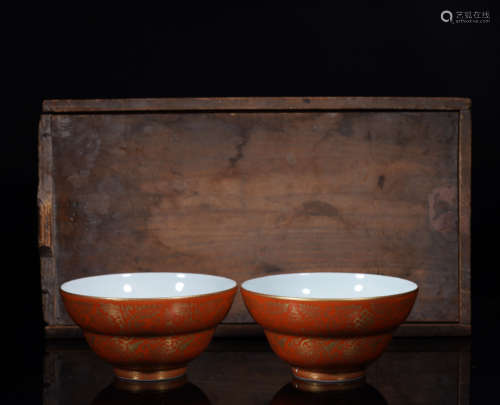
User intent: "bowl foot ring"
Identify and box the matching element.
[113,366,187,382]
[291,367,365,386]
[113,374,187,392]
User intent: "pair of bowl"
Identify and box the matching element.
[61,272,418,386]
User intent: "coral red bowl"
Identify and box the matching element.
[61,272,237,382]
[241,272,417,385]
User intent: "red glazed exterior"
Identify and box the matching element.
[241,287,417,382]
[61,286,237,379]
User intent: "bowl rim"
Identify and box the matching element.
[60,272,238,301]
[241,272,418,301]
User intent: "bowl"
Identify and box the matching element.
[61,272,237,381]
[241,272,418,384]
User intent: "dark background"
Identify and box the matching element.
[3,2,499,403]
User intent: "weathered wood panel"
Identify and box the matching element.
[42,96,471,113]
[38,114,57,326]
[47,110,459,325]
[459,109,471,326]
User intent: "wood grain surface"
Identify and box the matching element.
[39,98,471,336]
[42,96,471,113]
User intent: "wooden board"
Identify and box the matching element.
[38,97,471,336]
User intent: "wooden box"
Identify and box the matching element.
[38,97,471,337]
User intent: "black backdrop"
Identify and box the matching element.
[3,3,499,403]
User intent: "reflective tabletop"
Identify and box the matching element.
[44,337,470,404]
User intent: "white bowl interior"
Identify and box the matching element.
[61,273,236,298]
[242,273,417,299]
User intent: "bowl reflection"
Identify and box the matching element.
[91,377,211,405]
[271,380,387,405]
